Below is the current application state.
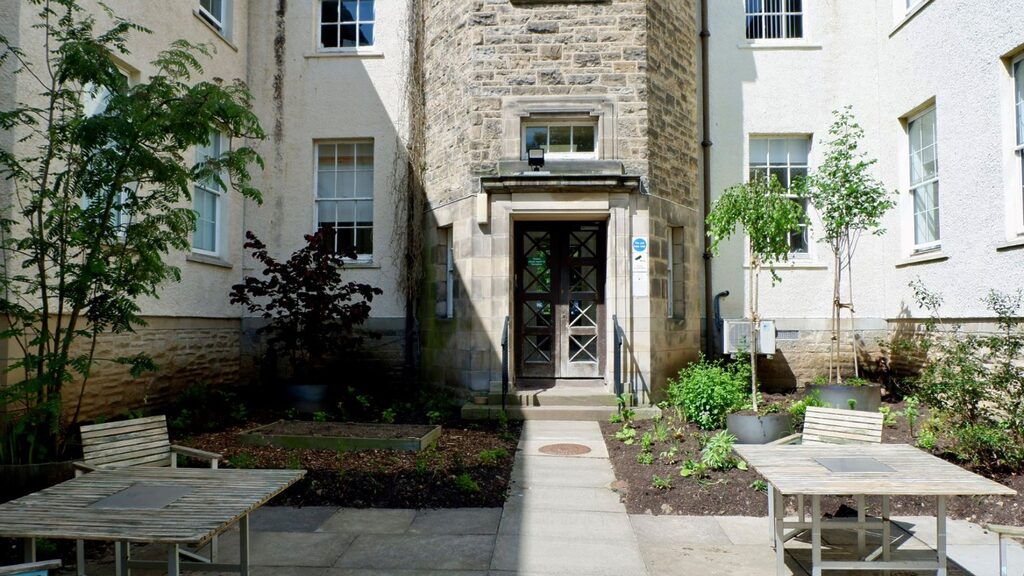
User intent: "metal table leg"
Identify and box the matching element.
[812,495,822,576]
[768,485,776,547]
[168,544,180,576]
[774,488,786,576]
[882,495,891,576]
[22,538,35,563]
[856,494,866,558]
[937,495,947,576]
[239,513,250,576]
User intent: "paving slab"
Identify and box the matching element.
[504,485,625,514]
[499,508,635,540]
[216,531,355,567]
[319,508,418,534]
[490,534,647,576]
[251,506,339,533]
[408,508,502,535]
[326,570,487,576]
[641,543,806,576]
[630,514,732,547]
[510,454,617,488]
[519,421,605,442]
[334,534,494,571]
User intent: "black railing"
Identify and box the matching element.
[501,315,510,412]
[613,314,623,400]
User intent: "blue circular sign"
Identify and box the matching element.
[633,238,647,252]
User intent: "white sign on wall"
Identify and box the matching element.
[631,236,649,297]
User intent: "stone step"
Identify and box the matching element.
[461,403,661,422]
[489,388,618,407]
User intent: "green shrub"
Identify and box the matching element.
[478,448,510,465]
[614,427,637,444]
[788,390,826,426]
[668,356,749,430]
[228,452,257,469]
[636,451,654,465]
[652,475,673,490]
[903,397,920,436]
[701,431,746,471]
[455,473,481,493]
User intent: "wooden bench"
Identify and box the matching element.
[770,405,884,446]
[0,560,60,576]
[74,415,222,575]
[984,523,1024,576]
[764,406,885,553]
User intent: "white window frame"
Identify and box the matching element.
[907,107,940,252]
[192,133,224,257]
[748,136,812,258]
[198,0,225,31]
[520,118,600,161]
[314,140,375,261]
[318,0,376,52]
[745,0,804,41]
[1013,55,1024,236]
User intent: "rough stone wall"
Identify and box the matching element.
[644,0,702,400]
[757,329,888,391]
[62,318,242,421]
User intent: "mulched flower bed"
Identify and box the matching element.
[249,421,438,439]
[602,399,1024,525]
[184,421,521,509]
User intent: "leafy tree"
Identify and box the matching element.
[795,108,895,384]
[0,0,265,464]
[707,175,805,411]
[229,232,383,382]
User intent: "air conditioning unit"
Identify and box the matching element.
[722,319,777,358]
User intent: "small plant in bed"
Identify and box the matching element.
[667,355,748,430]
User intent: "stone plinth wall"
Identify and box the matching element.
[756,328,888,391]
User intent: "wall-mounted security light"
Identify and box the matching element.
[528,148,545,171]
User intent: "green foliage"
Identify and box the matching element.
[682,431,746,479]
[878,406,897,428]
[652,416,670,443]
[750,479,769,493]
[380,408,397,424]
[651,475,673,490]
[313,411,328,423]
[0,1,264,464]
[903,397,920,437]
[845,378,870,387]
[478,448,510,466]
[636,451,654,465]
[916,428,937,451]
[659,445,679,464]
[615,426,637,444]
[228,452,257,469]
[426,410,443,426]
[285,453,302,470]
[910,281,1024,472]
[788,390,826,426]
[811,375,829,386]
[667,356,749,430]
[166,383,249,436]
[794,107,896,383]
[455,472,480,493]
[847,399,857,410]
[640,431,654,452]
[616,393,636,423]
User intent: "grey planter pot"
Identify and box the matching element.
[727,412,793,445]
[806,383,882,413]
[0,460,75,503]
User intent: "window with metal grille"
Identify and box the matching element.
[749,137,811,255]
[908,108,940,251]
[320,0,375,50]
[745,0,803,40]
[316,141,374,259]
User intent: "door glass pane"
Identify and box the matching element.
[569,300,597,327]
[569,230,597,258]
[525,335,552,363]
[523,232,551,292]
[569,335,598,363]
[570,265,597,293]
[524,301,553,328]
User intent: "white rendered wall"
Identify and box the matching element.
[708,0,1024,346]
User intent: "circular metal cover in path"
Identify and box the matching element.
[538,443,591,456]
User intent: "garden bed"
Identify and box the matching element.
[602,399,1024,526]
[239,420,442,452]
[184,420,521,509]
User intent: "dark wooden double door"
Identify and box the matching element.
[514,221,606,381]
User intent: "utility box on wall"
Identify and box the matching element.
[722,320,777,358]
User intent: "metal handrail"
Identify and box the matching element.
[613,314,623,401]
[501,315,510,412]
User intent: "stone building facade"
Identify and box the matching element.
[418,0,702,402]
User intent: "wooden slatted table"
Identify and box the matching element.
[734,444,1015,576]
[0,467,305,576]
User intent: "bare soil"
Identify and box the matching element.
[602,399,1024,525]
[185,420,521,509]
[251,420,437,439]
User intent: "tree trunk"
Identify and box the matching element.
[848,238,859,378]
[749,247,759,413]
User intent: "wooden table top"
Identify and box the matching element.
[0,467,305,545]
[733,443,1016,497]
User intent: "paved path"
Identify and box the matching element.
[68,420,1024,575]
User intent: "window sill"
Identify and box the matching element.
[996,237,1024,252]
[343,261,380,269]
[305,50,384,60]
[187,253,234,269]
[736,40,822,51]
[192,10,238,52]
[895,250,949,269]
[890,0,936,37]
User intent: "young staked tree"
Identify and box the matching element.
[707,175,805,412]
[0,0,265,463]
[795,108,895,385]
